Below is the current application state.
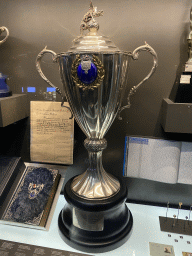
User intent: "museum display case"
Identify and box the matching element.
[0,0,192,256]
[0,26,29,126]
[161,8,192,134]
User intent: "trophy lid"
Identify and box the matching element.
[68,1,120,53]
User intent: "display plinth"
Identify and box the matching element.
[58,177,133,253]
[159,216,192,236]
[161,98,192,133]
[0,94,29,127]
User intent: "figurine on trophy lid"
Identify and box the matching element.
[36,1,158,253]
[0,26,10,98]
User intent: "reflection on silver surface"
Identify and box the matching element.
[36,1,158,200]
[0,26,9,45]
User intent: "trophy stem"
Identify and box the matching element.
[71,138,120,199]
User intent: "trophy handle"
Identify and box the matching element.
[118,42,158,120]
[36,46,73,119]
[0,26,9,45]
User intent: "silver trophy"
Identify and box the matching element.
[36,2,158,253]
[0,26,9,45]
[0,26,10,98]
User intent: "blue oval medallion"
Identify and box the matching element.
[77,62,97,84]
[30,192,35,198]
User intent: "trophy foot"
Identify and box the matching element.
[58,177,133,253]
[71,170,120,199]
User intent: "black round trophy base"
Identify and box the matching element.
[58,177,133,253]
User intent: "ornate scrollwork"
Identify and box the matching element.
[71,54,105,90]
[36,46,73,119]
[118,42,158,120]
[0,26,9,45]
[80,1,103,35]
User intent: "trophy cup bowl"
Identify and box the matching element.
[36,2,158,253]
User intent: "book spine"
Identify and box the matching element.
[0,163,26,219]
[39,174,61,227]
[0,157,25,205]
[123,136,128,177]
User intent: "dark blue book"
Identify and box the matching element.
[1,166,61,229]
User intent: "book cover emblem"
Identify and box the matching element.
[28,183,45,199]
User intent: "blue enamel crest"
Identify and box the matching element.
[77,58,97,84]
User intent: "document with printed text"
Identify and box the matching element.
[123,136,192,185]
[30,101,74,164]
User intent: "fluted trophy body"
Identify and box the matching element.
[58,52,130,198]
[59,53,129,138]
[36,2,158,252]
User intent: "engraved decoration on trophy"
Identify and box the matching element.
[36,1,158,253]
[71,54,105,90]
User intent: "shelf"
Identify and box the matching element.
[0,94,29,127]
[161,98,192,134]
[0,195,192,255]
